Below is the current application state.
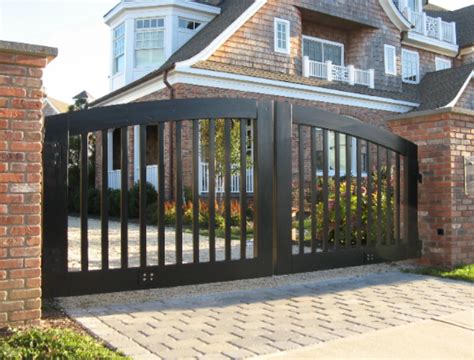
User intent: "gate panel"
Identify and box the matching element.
[274,103,420,274]
[42,99,274,297]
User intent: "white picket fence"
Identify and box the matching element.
[199,163,254,194]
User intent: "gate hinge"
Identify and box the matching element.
[44,142,61,167]
[417,173,423,184]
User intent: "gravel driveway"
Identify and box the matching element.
[67,217,254,271]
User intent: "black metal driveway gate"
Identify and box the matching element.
[42,99,420,297]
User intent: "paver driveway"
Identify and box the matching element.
[62,271,473,360]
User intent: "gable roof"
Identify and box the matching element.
[426,5,474,49]
[416,63,474,111]
[44,97,69,114]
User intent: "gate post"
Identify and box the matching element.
[273,102,293,274]
[255,101,274,276]
[42,116,69,297]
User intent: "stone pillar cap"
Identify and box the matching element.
[0,40,57,61]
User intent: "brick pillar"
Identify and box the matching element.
[389,110,474,268]
[0,41,57,326]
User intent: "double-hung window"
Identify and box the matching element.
[303,36,344,66]
[113,23,125,75]
[274,18,290,54]
[401,49,420,84]
[135,18,165,68]
[384,45,397,75]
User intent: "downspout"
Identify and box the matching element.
[164,68,175,199]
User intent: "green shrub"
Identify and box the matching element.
[128,182,158,218]
[0,328,128,359]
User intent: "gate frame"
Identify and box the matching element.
[42,98,419,298]
[273,102,420,274]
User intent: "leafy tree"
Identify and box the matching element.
[199,119,253,173]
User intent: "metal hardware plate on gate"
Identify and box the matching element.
[44,142,61,167]
[364,253,376,263]
[139,271,159,285]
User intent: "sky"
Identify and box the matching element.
[0,0,473,104]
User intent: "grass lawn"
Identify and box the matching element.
[406,264,474,283]
[0,328,129,359]
[0,300,128,360]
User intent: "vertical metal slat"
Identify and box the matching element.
[80,133,89,272]
[334,132,341,250]
[377,145,382,246]
[224,119,232,261]
[209,119,216,262]
[366,141,373,246]
[157,123,165,266]
[310,128,318,253]
[298,125,305,255]
[356,138,362,248]
[192,120,200,263]
[345,135,352,248]
[386,149,393,245]
[139,125,147,267]
[322,129,329,253]
[120,127,129,269]
[175,121,183,265]
[395,154,401,244]
[240,119,247,260]
[101,130,109,270]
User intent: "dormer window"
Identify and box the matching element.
[113,23,125,75]
[135,18,165,68]
[179,19,202,31]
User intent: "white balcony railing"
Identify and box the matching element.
[199,162,254,194]
[107,165,158,190]
[396,2,457,44]
[303,57,375,89]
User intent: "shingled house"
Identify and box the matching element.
[90,0,473,266]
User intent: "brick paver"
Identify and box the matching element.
[63,272,473,359]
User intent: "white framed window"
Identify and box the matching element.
[274,18,290,54]
[384,45,397,75]
[435,57,452,71]
[407,0,422,13]
[401,49,420,84]
[178,18,202,31]
[135,18,165,68]
[315,130,368,176]
[302,36,344,66]
[112,23,125,75]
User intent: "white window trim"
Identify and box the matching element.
[384,44,397,75]
[401,48,420,84]
[302,35,345,66]
[134,17,165,70]
[274,18,291,55]
[435,57,452,71]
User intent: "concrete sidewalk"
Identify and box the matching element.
[263,310,474,360]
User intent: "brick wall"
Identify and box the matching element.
[0,41,56,326]
[389,110,474,267]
